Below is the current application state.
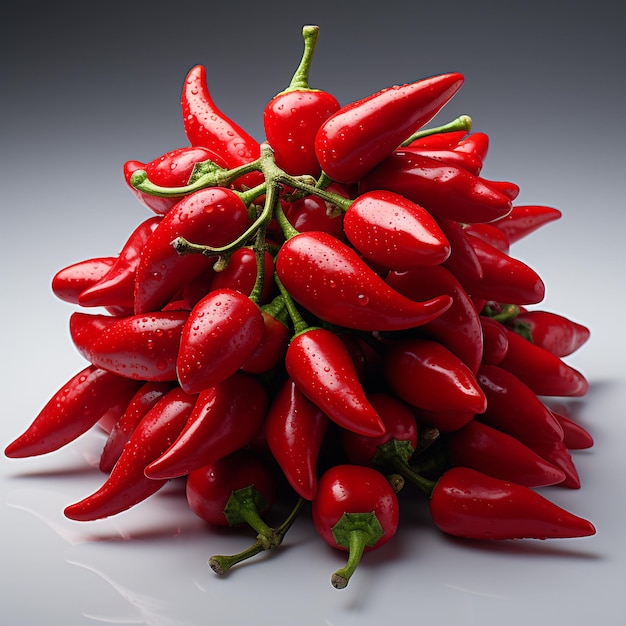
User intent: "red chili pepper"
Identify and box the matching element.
[498,328,589,397]
[528,439,581,489]
[51,257,117,304]
[479,316,509,365]
[264,26,340,177]
[5,366,141,458]
[359,152,513,223]
[402,145,482,176]
[265,377,330,500]
[63,387,196,521]
[315,72,464,184]
[453,131,490,169]
[342,190,451,271]
[185,449,277,528]
[463,222,510,253]
[284,327,385,437]
[445,421,566,487]
[384,338,487,415]
[241,301,291,375]
[275,231,452,331]
[312,464,399,588]
[493,204,562,244]
[387,265,483,373]
[123,146,230,215]
[99,381,174,473]
[551,410,594,450]
[181,64,263,190]
[405,130,468,150]
[477,364,564,443]
[340,392,418,468]
[78,216,162,310]
[509,310,590,357]
[69,310,189,382]
[282,183,350,241]
[412,408,475,433]
[402,130,485,175]
[176,288,265,394]
[144,372,268,480]
[430,467,595,539]
[210,247,276,304]
[438,218,484,283]
[133,187,250,314]
[461,233,546,305]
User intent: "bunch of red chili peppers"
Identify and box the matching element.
[5,25,595,589]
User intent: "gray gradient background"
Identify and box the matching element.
[1,2,625,625]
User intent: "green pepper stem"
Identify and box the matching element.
[130,160,265,198]
[389,455,436,495]
[274,274,310,336]
[282,25,320,92]
[170,183,271,261]
[400,114,473,147]
[276,173,352,212]
[331,529,369,589]
[209,498,304,575]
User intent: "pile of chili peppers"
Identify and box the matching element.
[5,25,595,589]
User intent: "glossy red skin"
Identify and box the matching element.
[264,89,340,176]
[412,408,475,433]
[512,310,590,358]
[551,411,594,450]
[312,464,399,551]
[384,338,487,415]
[265,378,330,500]
[51,257,117,304]
[99,381,174,473]
[64,388,196,521]
[79,216,162,309]
[528,439,581,489]
[5,366,141,459]
[453,132,490,166]
[241,311,290,374]
[315,73,464,184]
[438,219,483,283]
[498,328,589,397]
[133,187,249,314]
[359,152,512,223]
[401,145,482,176]
[283,184,349,241]
[446,421,566,488]
[276,231,452,332]
[181,64,263,190]
[186,450,276,526]
[70,310,189,382]
[461,234,545,305]
[176,289,265,394]
[430,467,595,539]
[343,190,450,270]
[387,266,483,373]
[492,205,562,244]
[210,247,276,304]
[477,364,564,443]
[463,222,510,253]
[479,316,509,365]
[123,146,231,215]
[144,373,268,480]
[285,328,385,437]
[341,393,418,466]
[487,180,519,201]
[406,130,468,150]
